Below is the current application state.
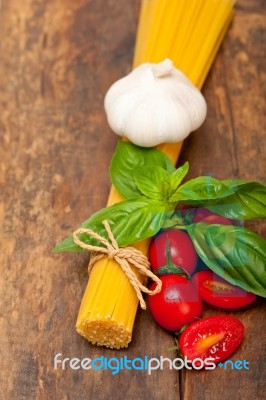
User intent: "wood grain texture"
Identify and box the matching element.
[0,1,265,399]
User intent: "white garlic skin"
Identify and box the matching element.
[104,59,207,147]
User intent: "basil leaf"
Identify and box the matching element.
[187,222,266,297]
[170,176,232,204]
[206,180,266,220]
[53,197,170,252]
[133,166,171,200]
[171,176,266,220]
[170,162,189,192]
[110,141,175,199]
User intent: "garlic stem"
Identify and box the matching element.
[152,58,174,78]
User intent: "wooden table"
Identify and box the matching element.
[0,0,265,399]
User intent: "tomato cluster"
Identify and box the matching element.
[148,207,256,365]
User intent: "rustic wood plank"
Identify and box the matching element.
[0,0,265,399]
[235,0,266,12]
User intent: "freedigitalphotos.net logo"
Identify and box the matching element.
[54,353,250,374]
[54,353,217,374]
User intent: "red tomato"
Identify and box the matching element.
[193,208,233,225]
[192,271,256,309]
[149,229,198,275]
[148,274,202,331]
[179,315,245,365]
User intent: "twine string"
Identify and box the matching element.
[73,220,162,309]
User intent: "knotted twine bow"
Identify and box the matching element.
[73,220,162,309]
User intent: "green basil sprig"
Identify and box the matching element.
[54,141,266,296]
[186,223,266,297]
[54,141,266,297]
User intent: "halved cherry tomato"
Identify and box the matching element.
[192,271,256,309]
[148,274,202,331]
[179,315,245,365]
[149,229,198,275]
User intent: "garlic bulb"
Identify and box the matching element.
[104,59,207,147]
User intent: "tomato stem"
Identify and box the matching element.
[155,239,190,278]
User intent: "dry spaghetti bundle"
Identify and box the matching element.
[75,0,235,348]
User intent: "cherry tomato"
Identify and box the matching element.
[179,315,245,365]
[148,274,202,331]
[192,271,256,309]
[193,208,233,225]
[149,229,198,275]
